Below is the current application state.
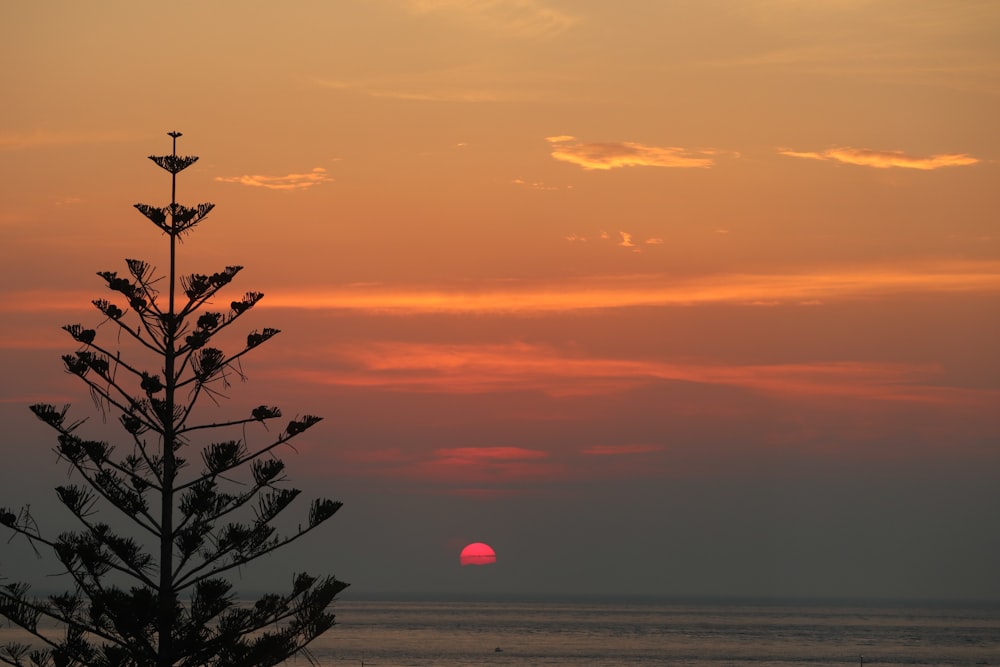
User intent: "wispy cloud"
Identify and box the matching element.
[336,443,561,488]
[257,261,1000,314]
[512,176,569,191]
[8,261,1000,316]
[289,340,996,407]
[214,167,332,190]
[0,129,134,151]
[319,77,507,102]
[404,0,579,38]
[566,231,662,248]
[696,3,1000,96]
[435,446,548,464]
[314,64,566,103]
[0,290,88,313]
[547,136,719,170]
[427,447,559,487]
[582,444,665,456]
[779,146,979,170]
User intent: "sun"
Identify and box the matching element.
[460,542,497,566]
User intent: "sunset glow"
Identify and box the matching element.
[2,1,998,601]
[264,263,1000,313]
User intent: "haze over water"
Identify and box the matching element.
[294,597,1000,667]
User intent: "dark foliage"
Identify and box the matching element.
[0,133,348,667]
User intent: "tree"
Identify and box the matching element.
[0,132,348,667]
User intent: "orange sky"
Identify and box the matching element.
[1,1,998,601]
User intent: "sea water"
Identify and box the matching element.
[2,597,995,665]
[288,598,1000,667]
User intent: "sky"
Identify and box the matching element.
[1,1,999,603]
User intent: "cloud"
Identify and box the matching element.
[0,290,88,313]
[779,146,979,170]
[426,447,555,484]
[512,177,567,191]
[251,260,1000,314]
[582,444,665,456]
[696,4,1000,97]
[332,443,561,490]
[435,446,548,463]
[288,340,998,407]
[214,167,332,190]
[320,78,506,103]
[547,136,718,170]
[404,0,578,38]
[565,228,661,247]
[0,129,134,151]
[0,334,63,351]
[9,261,1000,318]
[315,64,567,104]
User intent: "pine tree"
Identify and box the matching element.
[0,132,348,667]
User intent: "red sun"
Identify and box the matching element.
[460,542,497,566]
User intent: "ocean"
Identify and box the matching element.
[289,597,1000,667]
[1,596,995,665]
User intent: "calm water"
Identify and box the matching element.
[287,598,1000,667]
[2,597,995,666]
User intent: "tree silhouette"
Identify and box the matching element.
[0,132,348,667]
